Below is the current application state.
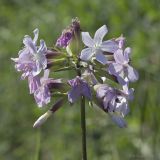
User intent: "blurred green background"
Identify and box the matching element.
[0,0,160,159]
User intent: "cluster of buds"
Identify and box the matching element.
[11,18,138,128]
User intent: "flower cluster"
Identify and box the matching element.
[11,18,138,128]
[11,29,64,107]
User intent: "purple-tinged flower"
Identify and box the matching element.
[34,69,51,107]
[80,25,118,65]
[11,29,47,79]
[68,76,92,103]
[28,75,41,94]
[95,84,133,127]
[56,31,73,48]
[108,48,139,85]
[56,18,81,48]
[115,35,125,49]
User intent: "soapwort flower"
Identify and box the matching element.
[68,76,92,103]
[95,84,133,127]
[11,29,47,79]
[33,69,64,107]
[80,25,118,65]
[108,47,139,85]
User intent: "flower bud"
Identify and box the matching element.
[33,110,52,128]
[33,98,64,128]
[56,18,82,55]
[45,49,61,59]
[50,98,64,112]
[68,18,82,55]
[46,58,68,69]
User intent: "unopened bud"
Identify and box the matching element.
[33,110,52,128]
[45,49,61,59]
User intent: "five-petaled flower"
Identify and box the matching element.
[68,76,92,103]
[108,47,139,85]
[11,28,47,79]
[80,25,118,65]
[96,84,134,127]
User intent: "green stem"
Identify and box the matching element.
[35,129,41,160]
[81,95,87,160]
[76,60,87,160]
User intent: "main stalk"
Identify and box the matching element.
[77,61,87,160]
[81,95,87,160]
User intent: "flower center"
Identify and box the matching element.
[33,53,41,62]
[94,43,100,49]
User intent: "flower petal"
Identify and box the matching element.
[23,35,37,54]
[34,86,51,107]
[127,65,139,82]
[95,84,108,99]
[38,40,47,54]
[80,48,94,61]
[111,114,127,128]
[101,40,118,53]
[33,28,39,44]
[81,83,92,100]
[18,49,31,62]
[35,40,47,69]
[95,51,107,65]
[124,47,131,62]
[94,25,108,44]
[43,69,50,79]
[32,62,42,76]
[116,35,125,49]
[11,58,19,62]
[103,91,115,110]
[114,96,129,116]
[117,76,127,86]
[28,75,41,94]
[81,32,94,47]
[114,49,125,64]
[108,63,123,75]
[68,87,81,103]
